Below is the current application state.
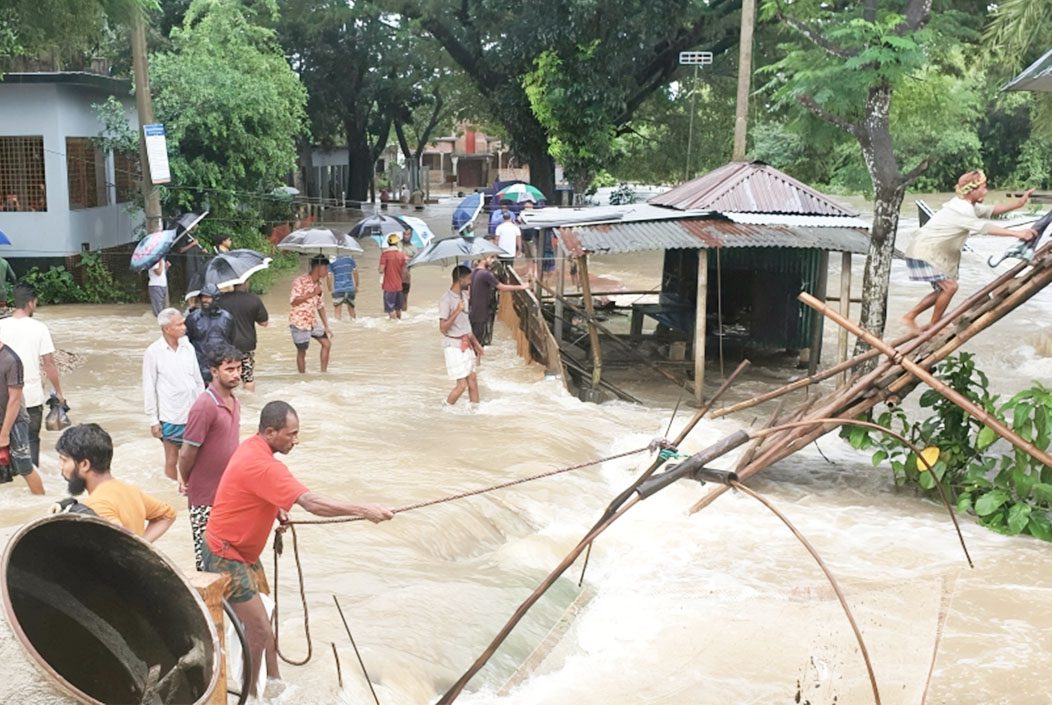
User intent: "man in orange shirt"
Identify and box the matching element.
[57,423,176,542]
[201,401,393,697]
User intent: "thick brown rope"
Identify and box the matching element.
[270,443,661,666]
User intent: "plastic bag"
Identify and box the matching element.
[45,392,71,431]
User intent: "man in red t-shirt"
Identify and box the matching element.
[201,401,393,697]
[378,233,408,320]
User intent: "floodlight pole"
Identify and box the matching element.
[732,0,757,162]
[678,51,713,182]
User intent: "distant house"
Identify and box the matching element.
[421,125,527,189]
[0,72,142,262]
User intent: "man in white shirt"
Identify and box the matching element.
[142,307,204,483]
[148,255,170,316]
[0,283,65,467]
[495,210,522,266]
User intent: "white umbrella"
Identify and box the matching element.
[277,228,363,255]
[408,235,505,268]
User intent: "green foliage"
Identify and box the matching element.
[21,253,137,304]
[150,0,307,247]
[982,0,1052,70]
[855,354,1052,541]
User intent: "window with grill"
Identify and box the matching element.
[0,136,47,212]
[114,152,139,204]
[66,137,108,210]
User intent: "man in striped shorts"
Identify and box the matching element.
[178,344,242,570]
[902,170,1036,333]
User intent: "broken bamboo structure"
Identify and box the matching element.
[439,240,1052,704]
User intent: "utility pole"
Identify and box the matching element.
[678,51,713,181]
[732,0,757,162]
[130,9,163,233]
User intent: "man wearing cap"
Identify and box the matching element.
[378,233,408,320]
[902,171,1036,333]
[288,255,333,373]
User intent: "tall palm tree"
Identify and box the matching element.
[984,0,1052,69]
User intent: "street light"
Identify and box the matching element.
[679,52,714,181]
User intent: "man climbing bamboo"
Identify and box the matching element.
[902,170,1036,333]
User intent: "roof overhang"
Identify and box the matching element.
[1003,48,1052,92]
[0,72,132,93]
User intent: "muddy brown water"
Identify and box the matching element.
[1,197,1050,704]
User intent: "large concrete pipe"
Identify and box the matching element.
[0,514,220,704]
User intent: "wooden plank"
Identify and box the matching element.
[694,250,708,405]
[188,571,230,705]
[577,255,602,390]
[808,251,829,376]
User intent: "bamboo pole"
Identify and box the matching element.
[837,252,852,387]
[808,251,829,376]
[800,292,1052,469]
[695,250,709,404]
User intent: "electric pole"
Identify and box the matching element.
[732,0,756,162]
[130,9,163,233]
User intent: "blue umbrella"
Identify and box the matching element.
[130,228,180,272]
[452,193,483,234]
[371,215,434,248]
[0,230,11,246]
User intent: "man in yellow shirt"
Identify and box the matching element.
[56,423,176,542]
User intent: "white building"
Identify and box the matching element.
[0,72,142,260]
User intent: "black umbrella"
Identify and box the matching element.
[185,249,271,298]
[348,214,411,239]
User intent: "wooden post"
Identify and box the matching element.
[554,231,566,344]
[188,571,230,705]
[837,252,852,387]
[577,254,602,389]
[732,0,757,161]
[130,9,162,233]
[694,249,709,405]
[807,251,829,376]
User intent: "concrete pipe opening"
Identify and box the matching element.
[0,514,220,705]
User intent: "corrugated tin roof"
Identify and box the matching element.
[649,161,859,216]
[520,203,712,227]
[723,212,869,228]
[560,219,870,256]
[1003,47,1052,92]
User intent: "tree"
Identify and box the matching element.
[150,0,307,246]
[984,0,1052,70]
[281,0,424,202]
[763,0,942,350]
[391,0,740,199]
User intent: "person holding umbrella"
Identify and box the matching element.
[400,227,418,312]
[185,284,235,384]
[289,255,333,373]
[439,265,484,407]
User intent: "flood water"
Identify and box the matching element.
[2,195,1051,704]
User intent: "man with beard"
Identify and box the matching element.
[185,283,235,383]
[903,171,1036,333]
[57,423,176,541]
[179,344,242,570]
[202,401,392,698]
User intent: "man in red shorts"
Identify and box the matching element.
[201,401,393,697]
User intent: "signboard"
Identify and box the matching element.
[142,123,171,185]
[678,51,713,66]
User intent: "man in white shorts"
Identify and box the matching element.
[438,265,484,406]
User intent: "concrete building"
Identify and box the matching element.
[0,72,142,261]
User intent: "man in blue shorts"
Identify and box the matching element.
[143,308,204,483]
[327,254,359,320]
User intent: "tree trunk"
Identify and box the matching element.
[854,182,906,357]
[525,147,556,202]
[346,137,373,204]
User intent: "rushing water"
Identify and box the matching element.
[1,195,1051,704]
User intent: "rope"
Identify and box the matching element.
[270,442,666,666]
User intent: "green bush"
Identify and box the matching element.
[850,353,1052,541]
[21,266,81,304]
[21,253,138,304]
